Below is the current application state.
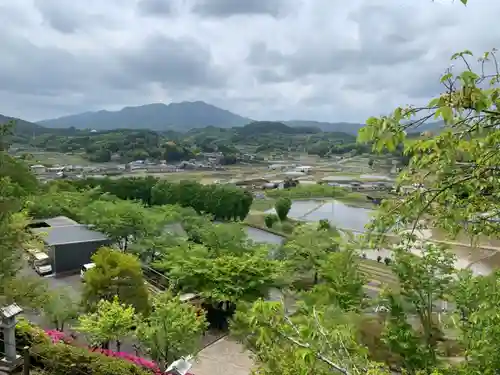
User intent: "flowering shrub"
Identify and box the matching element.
[93,349,160,374]
[44,330,66,344]
[25,326,194,375]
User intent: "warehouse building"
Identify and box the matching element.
[29,216,111,276]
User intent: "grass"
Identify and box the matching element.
[250,198,276,212]
[360,258,399,290]
[245,212,299,236]
[25,151,92,166]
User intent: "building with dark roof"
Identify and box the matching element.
[29,216,111,276]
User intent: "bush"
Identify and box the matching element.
[280,222,295,234]
[16,318,49,348]
[317,219,331,231]
[264,214,278,228]
[31,341,151,375]
[275,197,292,221]
[16,321,153,375]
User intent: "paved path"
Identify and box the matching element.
[190,337,253,375]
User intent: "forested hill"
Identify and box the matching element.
[236,121,322,135]
[14,120,359,163]
[284,120,365,135]
[37,101,251,131]
[0,114,81,144]
[36,101,366,134]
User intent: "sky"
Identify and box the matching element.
[0,0,498,123]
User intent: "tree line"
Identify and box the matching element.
[69,176,253,220]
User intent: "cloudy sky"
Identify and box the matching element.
[0,0,498,123]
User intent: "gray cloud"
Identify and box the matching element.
[115,35,226,89]
[0,0,498,123]
[137,0,174,16]
[34,0,83,33]
[191,0,289,18]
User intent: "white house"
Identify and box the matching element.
[30,164,46,174]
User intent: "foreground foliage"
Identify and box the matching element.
[78,296,137,351]
[136,291,207,372]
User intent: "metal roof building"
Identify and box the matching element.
[29,216,111,276]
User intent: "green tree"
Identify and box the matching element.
[450,269,500,373]
[151,180,253,220]
[3,276,49,311]
[80,199,157,250]
[196,222,248,256]
[129,233,185,264]
[0,119,14,151]
[77,296,137,351]
[275,197,292,221]
[358,49,500,241]
[42,286,80,331]
[82,247,150,314]
[0,208,32,292]
[137,291,207,372]
[162,246,283,304]
[0,154,38,197]
[26,188,94,220]
[231,300,391,375]
[281,225,341,285]
[302,249,366,312]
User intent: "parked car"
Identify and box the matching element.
[28,251,53,276]
[80,262,95,280]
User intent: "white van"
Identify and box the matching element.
[31,252,53,276]
[80,262,95,280]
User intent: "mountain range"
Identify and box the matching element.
[36,101,365,135]
[2,101,440,137]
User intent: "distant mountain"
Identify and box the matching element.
[34,101,445,136]
[237,121,322,136]
[38,101,252,131]
[285,120,364,135]
[0,114,47,136]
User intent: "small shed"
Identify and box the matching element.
[29,216,111,276]
[30,164,46,174]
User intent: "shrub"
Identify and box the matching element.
[275,197,292,221]
[44,330,67,344]
[31,341,152,375]
[280,222,295,234]
[264,214,278,228]
[16,318,49,348]
[93,349,160,373]
[16,322,153,375]
[317,219,331,231]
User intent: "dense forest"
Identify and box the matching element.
[11,121,369,163]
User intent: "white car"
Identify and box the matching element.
[80,262,96,280]
[31,252,53,276]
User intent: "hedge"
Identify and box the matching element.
[15,320,153,375]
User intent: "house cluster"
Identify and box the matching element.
[321,175,394,192]
[29,157,228,181]
[268,163,313,173]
